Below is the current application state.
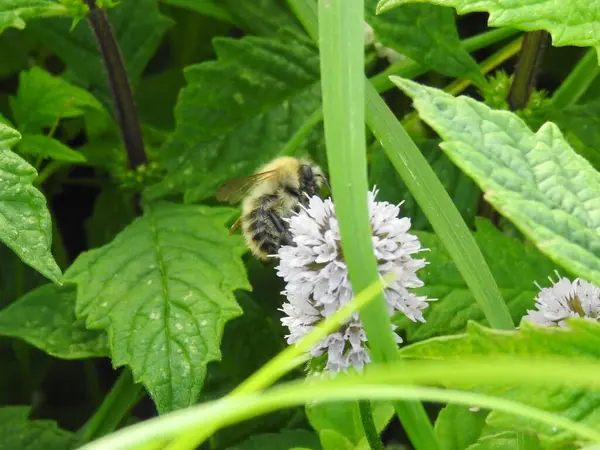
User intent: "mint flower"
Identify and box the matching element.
[522,272,600,327]
[276,189,432,373]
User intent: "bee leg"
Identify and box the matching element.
[268,210,286,233]
[267,210,294,246]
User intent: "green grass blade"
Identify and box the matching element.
[365,81,514,330]
[79,357,600,450]
[317,1,438,449]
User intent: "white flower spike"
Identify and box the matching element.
[522,271,600,327]
[276,188,433,373]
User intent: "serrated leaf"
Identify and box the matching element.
[64,202,250,413]
[19,134,86,162]
[30,0,173,105]
[391,76,600,288]
[0,406,78,450]
[378,0,600,61]
[0,124,61,283]
[399,218,557,341]
[365,0,482,83]
[155,34,321,203]
[307,401,393,450]
[531,100,600,171]
[0,0,78,34]
[10,66,104,132]
[0,283,108,359]
[370,139,480,230]
[227,430,321,450]
[400,319,600,445]
[435,404,488,450]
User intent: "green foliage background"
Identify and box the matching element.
[1,0,600,449]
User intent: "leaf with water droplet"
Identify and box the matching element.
[0,124,61,282]
[64,202,250,413]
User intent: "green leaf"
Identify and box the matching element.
[364,0,482,83]
[220,0,303,37]
[399,218,557,341]
[0,125,61,283]
[0,283,108,359]
[531,100,600,171]
[370,139,480,230]
[19,134,86,162]
[30,0,173,105]
[155,34,321,203]
[0,406,78,450]
[319,430,354,450]
[435,404,488,450]
[377,0,600,61]
[226,429,321,450]
[466,432,518,450]
[0,0,79,34]
[64,202,250,413]
[391,76,600,288]
[307,401,393,449]
[400,319,600,445]
[159,0,234,23]
[10,66,104,132]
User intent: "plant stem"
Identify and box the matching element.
[80,369,144,442]
[463,27,520,53]
[551,48,600,109]
[446,37,523,96]
[507,31,549,110]
[35,161,64,186]
[83,0,146,170]
[359,401,385,450]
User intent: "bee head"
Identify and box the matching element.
[299,162,328,197]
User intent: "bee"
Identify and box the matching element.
[216,156,327,260]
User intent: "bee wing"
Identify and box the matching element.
[215,170,278,204]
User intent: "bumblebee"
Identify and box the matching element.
[216,156,327,260]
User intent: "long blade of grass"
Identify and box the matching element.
[79,357,600,450]
[317,0,438,448]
